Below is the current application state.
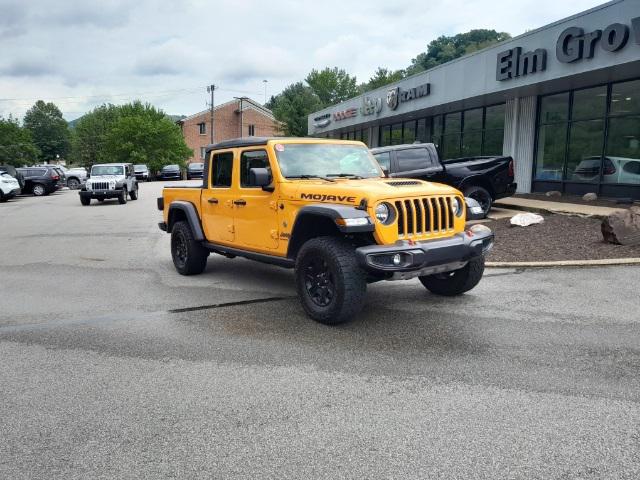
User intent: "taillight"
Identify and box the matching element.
[52,174,59,180]
[603,161,616,175]
[508,159,514,178]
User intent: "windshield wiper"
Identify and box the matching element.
[287,175,335,182]
[326,173,364,179]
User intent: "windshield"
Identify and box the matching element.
[134,165,147,171]
[188,163,203,170]
[274,143,382,179]
[91,165,124,176]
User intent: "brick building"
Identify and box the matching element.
[179,98,281,163]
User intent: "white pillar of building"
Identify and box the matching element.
[503,96,537,193]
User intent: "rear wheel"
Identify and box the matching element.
[464,186,492,217]
[419,257,485,296]
[118,189,127,204]
[129,183,138,200]
[295,237,366,325]
[80,196,90,206]
[32,184,46,196]
[171,221,208,275]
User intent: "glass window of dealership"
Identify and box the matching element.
[336,77,640,194]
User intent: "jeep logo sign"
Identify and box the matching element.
[497,16,640,81]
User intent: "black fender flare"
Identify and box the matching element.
[287,204,373,258]
[167,201,205,241]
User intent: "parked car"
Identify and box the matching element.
[0,171,21,202]
[79,163,138,205]
[64,166,88,189]
[0,165,25,190]
[16,166,65,196]
[160,164,182,181]
[370,143,517,217]
[572,156,640,184]
[186,162,204,180]
[134,164,150,181]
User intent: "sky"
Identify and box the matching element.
[0,0,606,121]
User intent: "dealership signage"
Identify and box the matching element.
[332,107,358,121]
[497,16,640,81]
[386,83,431,110]
[312,113,331,128]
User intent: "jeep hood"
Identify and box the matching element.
[279,178,460,205]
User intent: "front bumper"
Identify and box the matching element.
[79,189,123,199]
[355,229,494,279]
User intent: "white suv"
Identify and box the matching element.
[0,172,21,202]
[79,163,139,205]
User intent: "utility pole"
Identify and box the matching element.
[206,84,215,144]
[263,79,268,105]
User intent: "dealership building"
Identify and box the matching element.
[308,0,640,198]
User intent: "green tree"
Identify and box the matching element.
[23,100,71,162]
[268,82,322,136]
[0,116,40,166]
[360,67,406,92]
[103,102,192,173]
[71,104,121,167]
[407,29,511,75]
[305,67,359,107]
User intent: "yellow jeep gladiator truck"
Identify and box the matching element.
[158,138,493,324]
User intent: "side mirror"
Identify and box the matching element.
[249,167,272,189]
[465,197,485,221]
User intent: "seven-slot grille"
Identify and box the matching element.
[91,182,111,190]
[394,196,456,237]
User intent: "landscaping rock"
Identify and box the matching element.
[545,190,562,197]
[510,212,544,227]
[601,206,640,245]
[583,192,598,201]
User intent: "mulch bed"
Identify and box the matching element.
[515,193,638,209]
[486,213,640,262]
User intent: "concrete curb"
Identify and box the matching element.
[486,258,640,268]
[492,200,627,220]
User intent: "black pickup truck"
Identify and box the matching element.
[371,143,517,216]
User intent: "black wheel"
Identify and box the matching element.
[67,178,80,189]
[80,195,91,206]
[295,237,366,325]
[118,189,127,204]
[171,221,208,275]
[32,183,46,196]
[0,192,6,202]
[419,257,485,296]
[463,186,492,217]
[129,183,138,200]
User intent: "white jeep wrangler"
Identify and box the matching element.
[79,163,138,205]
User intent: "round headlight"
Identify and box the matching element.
[452,197,463,217]
[375,202,395,224]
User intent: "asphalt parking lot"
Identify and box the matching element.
[1,183,640,479]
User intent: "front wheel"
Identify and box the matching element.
[67,178,80,189]
[129,184,138,200]
[295,237,366,325]
[80,195,91,206]
[171,221,208,275]
[419,257,485,296]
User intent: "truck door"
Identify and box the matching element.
[392,147,445,183]
[232,148,279,252]
[202,150,235,244]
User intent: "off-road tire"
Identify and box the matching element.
[32,183,46,196]
[118,189,127,204]
[463,185,492,217]
[295,236,367,325]
[67,178,80,189]
[80,196,90,206]
[129,184,138,200]
[0,191,7,202]
[419,256,485,296]
[171,221,208,275]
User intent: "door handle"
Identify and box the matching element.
[233,199,247,206]
[208,198,218,204]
